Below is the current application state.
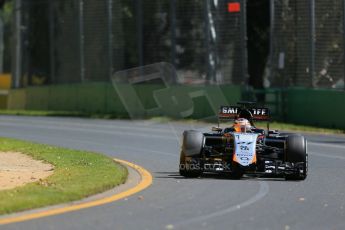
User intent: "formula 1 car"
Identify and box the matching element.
[179,102,308,180]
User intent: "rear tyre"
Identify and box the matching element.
[179,130,203,178]
[179,151,202,178]
[285,135,308,180]
[181,130,204,157]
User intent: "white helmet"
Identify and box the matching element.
[233,118,251,132]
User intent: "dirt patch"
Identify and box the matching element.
[0,152,54,191]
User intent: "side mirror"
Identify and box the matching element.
[268,130,279,135]
[212,127,222,132]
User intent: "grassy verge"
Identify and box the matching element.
[0,109,121,119]
[150,117,345,135]
[264,122,345,135]
[230,121,344,135]
[1,110,344,135]
[0,137,127,215]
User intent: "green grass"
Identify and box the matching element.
[227,121,344,135]
[1,109,344,135]
[0,137,127,215]
[265,122,345,135]
[151,117,345,135]
[0,109,121,119]
[0,110,84,116]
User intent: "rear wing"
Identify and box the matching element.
[219,106,270,121]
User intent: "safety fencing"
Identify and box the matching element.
[269,0,345,89]
[11,0,247,87]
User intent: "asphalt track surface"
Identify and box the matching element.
[0,116,344,230]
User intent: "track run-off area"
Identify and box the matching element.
[0,116,344,230]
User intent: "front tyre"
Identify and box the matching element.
[229,162,244,179]
[285,135,308,180]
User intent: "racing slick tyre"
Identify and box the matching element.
[285,135,308,180]
[179,151,202,178]
[181,130,204,157]
[229,162,244,180]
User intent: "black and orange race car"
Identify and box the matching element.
[179,102,308,180]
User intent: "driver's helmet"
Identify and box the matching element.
[233,118,251,132]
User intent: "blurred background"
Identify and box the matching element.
[0,0,344,129]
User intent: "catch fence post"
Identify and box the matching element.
[170,0,176,81]
[240,0,248,85]
[343,0,345,90]
[107,0,113,80]
[136,0,143,67]
[49,0,55,84]
[309,0,315,87]
[204,0,212,83]
[269,0,275,85]
[13,0,22,88]
[78,0,85,82]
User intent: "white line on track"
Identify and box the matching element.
[2,121,344,161]
[0,121,179,142]
[0,117,176,134]
[0,131,177,158]
[308,142,345,160]
[173,181,269,228]
[309,151,345,160]
[309,141,345,149]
